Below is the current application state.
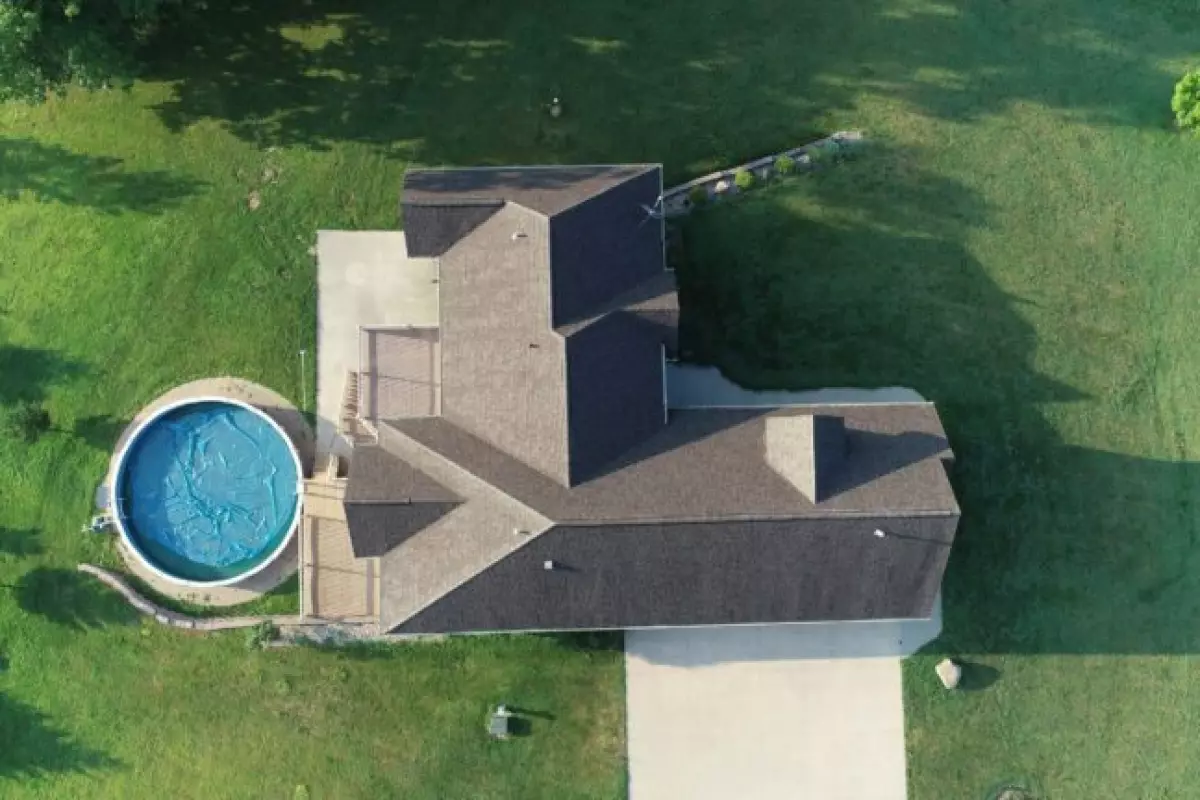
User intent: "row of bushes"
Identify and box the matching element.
[686,140,844,208]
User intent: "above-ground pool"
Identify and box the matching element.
[113,397,303,586]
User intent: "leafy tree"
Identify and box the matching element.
[0,0,180,103]
[1173,69,1200,133]
[1,401,52,444]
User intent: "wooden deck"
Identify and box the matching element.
[301,473,380,623]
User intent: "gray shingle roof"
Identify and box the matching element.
[343,446,461,557]
[401,164,672,487]
[353,162,965,633]
[392,513,957,633]
[404,165,659,218]
[385,403,956,525]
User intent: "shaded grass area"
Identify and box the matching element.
[0,0,1196,795]
[673,0,1200,791]
[124,573,302,619]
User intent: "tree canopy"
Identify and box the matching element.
[0,0,179,103]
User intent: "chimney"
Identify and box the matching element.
[764,414,847,503]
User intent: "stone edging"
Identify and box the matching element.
[662,130,865,217]
[79,564,389,644]
[79,564,305,631]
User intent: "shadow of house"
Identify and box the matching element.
[0,692,120,778]
[544,631,623,653]
[14,568,138,630]
[139,0,1188,175]
[0,138,205,214]
[0,527,41,559]
[676,147,1200,657]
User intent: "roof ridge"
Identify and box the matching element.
[541,163,661,218]
[550,507,963,526]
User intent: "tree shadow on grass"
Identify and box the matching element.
[14,568,138,630]
[0,138,206,215]
[0,528,41,559]
[677,148,1200,657]
[0,346,87,407]
[72,415,129,452]
[138,0,1194,177]
[0,692,121,778]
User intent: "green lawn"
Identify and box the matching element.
[673,0,1200,796]
[0,4,628,797]
[1,0,1198,796]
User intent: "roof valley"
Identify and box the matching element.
[375,422,553,630]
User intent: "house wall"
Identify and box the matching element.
[392,514,959,633]
[549,168,664,325]
[438,205,571,485]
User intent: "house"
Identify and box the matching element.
[341,164,959,634]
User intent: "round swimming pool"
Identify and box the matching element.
[112,397,303,587]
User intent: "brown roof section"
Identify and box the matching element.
[385,402,957,524]
[343,446,461,557]
[402,164,673,487]
[404,165,660,218]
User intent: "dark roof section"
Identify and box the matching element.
[343,502,460,558]
[345,445,459,505]
[343,446,461,557]
[403,165,659,218]
[385,403,957,524]
[392,513,958,633]
[557,271,680,353]
[402,201,503,258]
[547,166,663,326]
[762,414,848,503]
[812,415,848,501]
[564,311,666,483]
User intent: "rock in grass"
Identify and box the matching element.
[936,658,962,689]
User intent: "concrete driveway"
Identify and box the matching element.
[625,607,940,800]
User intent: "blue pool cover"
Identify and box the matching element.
[117,401,300,582]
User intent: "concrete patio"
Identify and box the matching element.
[315,230,438,456]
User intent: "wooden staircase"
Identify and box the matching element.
[338,369,377,444]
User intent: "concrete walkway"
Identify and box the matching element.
[625,607,940,800]
[316,230,438,456]
[666,363,925,408]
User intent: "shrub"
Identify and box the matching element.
[1172,69,1200,132]
[1,401,52,444]
[774,154,796,175]
[734,169,755,191]
[809,140,843,166]
[687,185,708,207]
[245,620,279,651]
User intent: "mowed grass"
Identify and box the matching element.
[0,10,625,798]
[1,0,1198,796]
[672,0,1200,796]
